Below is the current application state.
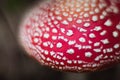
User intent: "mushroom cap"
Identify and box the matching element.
[19,0,120,72]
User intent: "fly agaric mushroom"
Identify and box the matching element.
[19,0,120,72]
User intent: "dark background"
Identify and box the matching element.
[0,0,120,80]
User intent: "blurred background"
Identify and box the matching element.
[0,0,120,80]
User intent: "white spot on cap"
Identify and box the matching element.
[67,49,74,54]
[78,60,82,64]
[94,42,100,47]
[67,60,72,64]
[94,54,103,61]
[51,16,55,20]
[55,11,60,15]
[49,12,53,16]
[114,44,120,49]
[113,7,119,14]
[104,56,108,59]
[95,8,100,13]
[76,8,81,12]
[66,30,73,36]
[60,62,64,65]
[44,50,49,55]
[106,7,112,12]
[106,48,113,53]
[79,28,87,32]
[89,11,94,15]
[116,24,120,30]
[73,60,77,64]
[91,3,96,7]
[50,51,55,56]
[100,30,107,36]
[84,23,90,27]
[43,42,48,47]
[43,33,49,38]
[76,19,82,24]
[68,40,76,45]
[46,57,51,61]
[76,56,80,58]
[92,15,98,21]
[75,44,82,50]
[33,38,39,43]
[100,15,105,19]
[62,57,67,60]
[63,12,69,17]
[93,49,101,52]
[89,33,96,38]
[58,67,62,69]
[52,28,58,33]
[101,39,109,44]
[40,22,44,27]
[53,21,58,25]
[52,36,57,40]
[84,3,89,7]
[58,36,68,42]
[55,61,59,65]
[56,16,62,20]
[79,37,86,43]
[92,64,97,67]
[102,11,107,16]
[50,43,54,48]
[73,14,78,18]
[104,19,112,26]
[113,31,119,38]
[110,6,119,14]
[82,45,92,49]
[88,40,92,44]
[61,28,65,33]
[56,42,62,48]
[103,49,107,53]
[46,27,50,31]
[57,55,62,60]
[84,13,89,17]
[93,26,102,31]
[115,52,120,55]
[85,52,92,58]
[34,32,39,36]
[67,17,73,22]
[62,20,69,25]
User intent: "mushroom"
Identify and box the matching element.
[19,0,120,72]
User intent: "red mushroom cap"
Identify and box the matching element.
[19,0,120,72]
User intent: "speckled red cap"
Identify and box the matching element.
[19,0,120,72]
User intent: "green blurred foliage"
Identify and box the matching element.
[6,0,35,11]
[6,0,25,10]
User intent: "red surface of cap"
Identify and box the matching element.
[19,0,120,72]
